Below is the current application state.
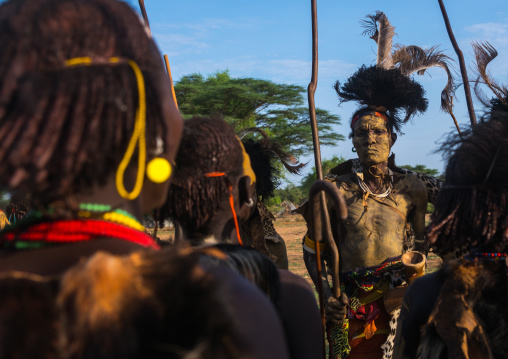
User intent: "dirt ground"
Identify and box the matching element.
[153,213,442,287]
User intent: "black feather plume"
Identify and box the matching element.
[334,65,428,132]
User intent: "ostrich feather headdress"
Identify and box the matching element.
[471,41,508,111]
[335,11,456,133]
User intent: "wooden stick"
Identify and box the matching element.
[152,209,159,239]
[308,0,323,180]
[136,3,179,109]
[138,0,151,35]
[449,98,463,139]
[438,0,477,127]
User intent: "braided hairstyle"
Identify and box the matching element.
[161,117,244,232]
[0,0,169,207]
[427,97,508,257]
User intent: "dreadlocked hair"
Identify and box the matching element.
[334,65,428,135]
[162,117,243,232]
[0,0,168,207]
[427,102,508,258]
[241,128,304,200]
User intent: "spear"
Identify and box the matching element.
[307,1,343,357]
[438,0,477,127]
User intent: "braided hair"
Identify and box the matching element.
[0,0,169,206]
[161,117,244,232]
[428,97,508,257]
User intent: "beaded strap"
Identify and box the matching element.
[466,252,507,262]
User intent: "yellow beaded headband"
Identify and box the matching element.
[65,57,171,200]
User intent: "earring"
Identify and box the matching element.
[150,137,164,156]
[352,147,357,153]
[147,158,172,183]
[147,137,172,183]
[246,198,255,208]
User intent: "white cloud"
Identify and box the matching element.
[152,18,259,57]
[463,22,508,77]
[153,18,254,33]
[154,33,211,57]
[466,22,508,42]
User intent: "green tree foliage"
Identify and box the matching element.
[299,155,346,196]
[175,70,344,156]
[399,164,441,178]
[264,155,346,210]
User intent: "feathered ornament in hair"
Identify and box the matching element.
[238,127,305,199]
[237,127,305,175]
[336,11,457,131]
[471,41,508,111]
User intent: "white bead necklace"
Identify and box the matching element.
[357,169,393,198]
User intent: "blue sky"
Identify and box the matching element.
[53,1,508,181]
[126,0,507,180]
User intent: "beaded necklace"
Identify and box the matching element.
[466,252,508,262]
[77,204,145,232]
[0,204,157,250]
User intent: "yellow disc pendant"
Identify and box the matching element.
[146,158,172,183]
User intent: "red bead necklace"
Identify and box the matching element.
[0,219,159,250]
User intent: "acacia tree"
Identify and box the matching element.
[175,70,344,157]
[400,164,442,178]
[298,155,346,196]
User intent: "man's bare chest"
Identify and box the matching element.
[341,187,413,232]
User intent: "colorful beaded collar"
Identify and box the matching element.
[0,204,158,250]
[0,219,159,250]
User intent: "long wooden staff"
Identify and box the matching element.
[307,1,343,356]
[137,1,179,239]
[138,1,179,107]
[138,0,151,36]
[438,0,477,127]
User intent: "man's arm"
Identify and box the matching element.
[302,238,333,302]
[409,180,428,254]
[303,242,348,326]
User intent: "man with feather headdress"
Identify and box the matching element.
[302,11,455,359]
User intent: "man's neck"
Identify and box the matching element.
[362,161,390,193]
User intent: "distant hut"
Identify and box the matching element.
[280,200,297,215]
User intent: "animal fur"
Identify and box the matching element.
[58,246,247,359]
[417,261,507,359]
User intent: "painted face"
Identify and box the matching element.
[352,114,392,166]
